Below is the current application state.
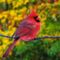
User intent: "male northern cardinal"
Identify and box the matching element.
[3,10,41,58]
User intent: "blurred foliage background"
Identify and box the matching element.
[0,0,60,60]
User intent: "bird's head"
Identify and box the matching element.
[29,10,40,22]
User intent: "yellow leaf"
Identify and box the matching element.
[24,0,29,4]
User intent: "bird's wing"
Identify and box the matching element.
[14,21,35,38]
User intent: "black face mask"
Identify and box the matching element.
[34,16,40,22]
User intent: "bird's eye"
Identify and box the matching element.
[34,16,40,22]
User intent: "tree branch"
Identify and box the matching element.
[0,34,60,40]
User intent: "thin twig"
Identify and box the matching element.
[0,34,14,39]
[34,36,60,40]
[0,34,60,40]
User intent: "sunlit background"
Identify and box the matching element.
[0,0,60,60]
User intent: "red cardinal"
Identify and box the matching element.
[3,10,41,58]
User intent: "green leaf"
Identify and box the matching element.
[47,40,60,57]
[29,0,35,3]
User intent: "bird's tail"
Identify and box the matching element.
[3,39,18,58]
